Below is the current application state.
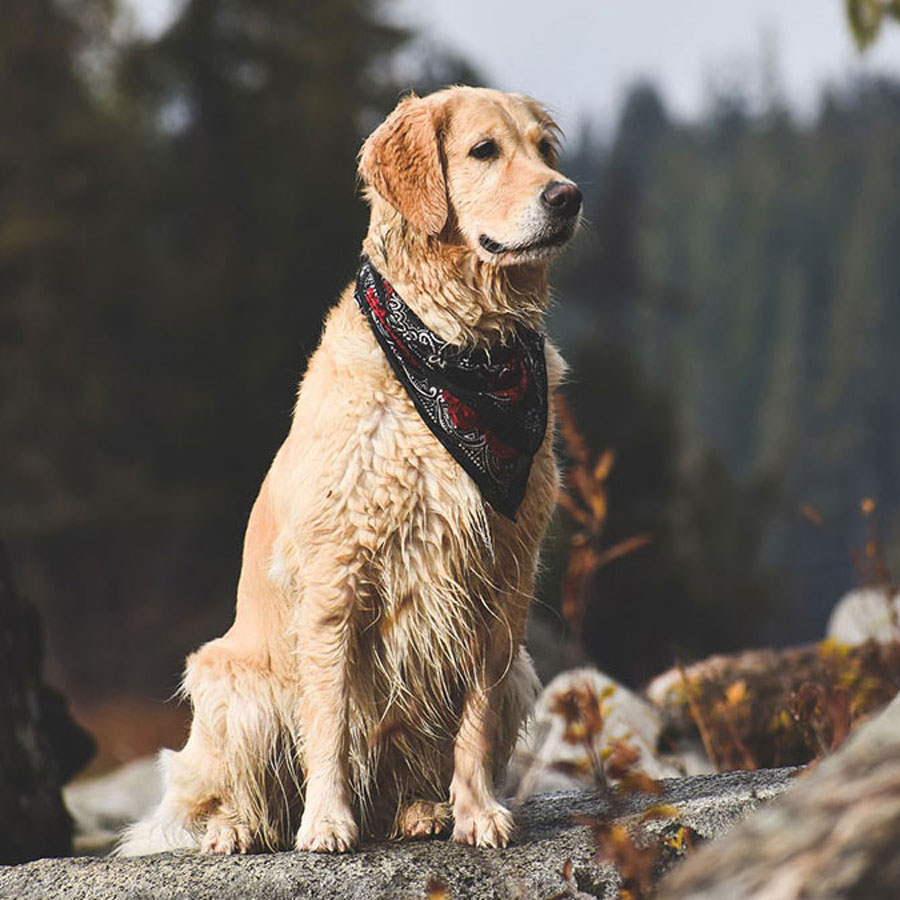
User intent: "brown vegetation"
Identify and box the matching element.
[556,393,652,664]
[654,640,900,772]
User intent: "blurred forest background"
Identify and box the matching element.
[3,0,900,730]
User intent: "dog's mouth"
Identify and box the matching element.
[479,223,576,257]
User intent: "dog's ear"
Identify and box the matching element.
[359,95,448,236]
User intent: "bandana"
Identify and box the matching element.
[354,257,548,520]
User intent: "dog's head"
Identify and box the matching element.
[359,87,581,266]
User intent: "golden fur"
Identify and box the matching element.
[119,86,579,855]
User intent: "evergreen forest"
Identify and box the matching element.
[2,0,899,699]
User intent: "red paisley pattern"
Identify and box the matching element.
[354,258,547,520]
[442,390,480,431]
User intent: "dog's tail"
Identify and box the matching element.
[114,750,197,856]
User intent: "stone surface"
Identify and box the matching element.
[65,757,164,855]
[659,693,900,899]
[0,769,795,899]
[826,587,900,644]
[508,668,710,799]
[0,544,94,864]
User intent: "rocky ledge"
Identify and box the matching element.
[0,769,794,900]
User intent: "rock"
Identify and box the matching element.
[526,611,568,685]
[659,692,900,899]
[0,769,796,899]
[507,668,710,798]
[0,544,94,863]
[65,757,163,855]
[826,587,900,644]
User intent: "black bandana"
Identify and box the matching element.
[354,257,548,520]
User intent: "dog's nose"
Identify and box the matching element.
[541,181,582,218]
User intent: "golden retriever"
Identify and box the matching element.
[119,85,581,855]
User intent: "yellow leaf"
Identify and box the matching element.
[769,708,793,733]
[819,637,852,660]
[594,449,616,482]
[724,681,748,707]
[590,491,607,522]
[640,803,679,822]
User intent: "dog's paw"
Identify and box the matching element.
[452,801,514,849]
[200,817,252,855]
[295,809,359,853]
[398,800,452,839]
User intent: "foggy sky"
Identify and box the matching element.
[129,0,900,133]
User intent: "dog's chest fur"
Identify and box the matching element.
[275,290,559,824]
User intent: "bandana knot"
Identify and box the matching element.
[354,257,548,520]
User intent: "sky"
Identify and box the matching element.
[127,0,900,133]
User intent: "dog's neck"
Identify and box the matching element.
[361,202,550,347]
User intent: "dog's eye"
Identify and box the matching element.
[469,139,499,161]
[538,138,556,163]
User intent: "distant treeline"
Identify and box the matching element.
[0,0,477,699]
[552,79,900,680]
[2,0,898,696]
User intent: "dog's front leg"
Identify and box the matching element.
[450,676,515,849]
[294,575,359,853]
[450,569,535,849]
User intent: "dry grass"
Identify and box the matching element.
[657,495,900,774]
[543,406,900,896]
[517,674,689,900]
[556,393,651,664]
[540,396,689,898]
[661,639,900,772]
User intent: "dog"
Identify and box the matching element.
[119,85,581,855]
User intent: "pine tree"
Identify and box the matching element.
[0,0,124,533]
